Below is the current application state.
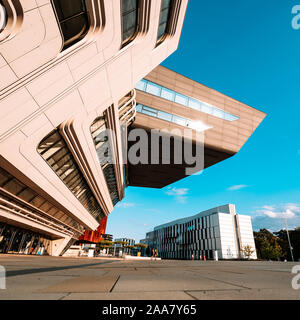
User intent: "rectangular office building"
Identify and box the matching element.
[144,204,257,260]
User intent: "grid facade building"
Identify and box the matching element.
[114,237,135,255]
[144,204,257,260]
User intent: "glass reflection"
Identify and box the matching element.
[52,0,90,50]
[136,103,211,132]
[135,79,239,122]
[121,0,139,46]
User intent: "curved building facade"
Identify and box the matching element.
[0,0,265,256]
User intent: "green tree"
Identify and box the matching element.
[260,239,282,260]
[254,229,284,260]
[274,228,300,261]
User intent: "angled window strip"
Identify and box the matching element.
[38,129,105,222]
[135,79,239,122]
[91,115,120,206]
[136,103,212,133]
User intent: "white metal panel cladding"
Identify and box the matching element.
[145,204,257,260]
[218,213,238,259]
[236,215,257,259]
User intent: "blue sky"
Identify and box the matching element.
[106,1,300,242]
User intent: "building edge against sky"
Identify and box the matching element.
[0,0,265,257]
[142,204,257,260]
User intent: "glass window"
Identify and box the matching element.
[38,129,105,221]
[121,0,139,46]
[138,79,233,119]
[200,102,213,115]
[225,113,239,121]
[136,79,239,122]
[136,104,143,112]
[173,115,187,127]
[161,87,175,101]
[142,107,157,117]
[188,98,201,110]
[158,110,172,122]
[10,230,24,253]
[213,108,225,119]
[142,105,156,114]
[0,227,13,253]
[19,233,33,255]
[157,0,174,42]
[52,0,89,50]
[91,115,120,206]
[146,82,161,96]
[174,93,188,106]
[135,80,146,91]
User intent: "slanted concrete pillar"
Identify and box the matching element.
[51,236,72,256]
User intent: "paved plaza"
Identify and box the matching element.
[0,255,299,300]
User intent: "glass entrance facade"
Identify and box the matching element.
[0,222,51,255]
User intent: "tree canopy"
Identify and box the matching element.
[254,228,300,261]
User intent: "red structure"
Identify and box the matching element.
[79,216,108,243]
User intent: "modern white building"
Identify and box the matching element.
[144,204,257,260]
[0,0,264,257]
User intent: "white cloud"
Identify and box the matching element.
[227,184,249,191]
[116,202,135,208]
[252,203,300,231]
[256,203,300,219]
[261,205,275,211]
[165,187,189,203]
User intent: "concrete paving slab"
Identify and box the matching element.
[38,275,119,293]
[63,291,193,300]
[192,270,293,290]
[0,256,299,300]
[0,275,76,299]
[0,292,68,300]
[113,273,242,292]
[187,288,300,300]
